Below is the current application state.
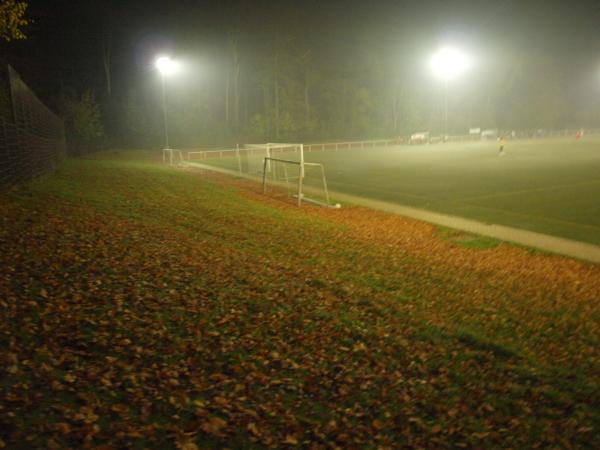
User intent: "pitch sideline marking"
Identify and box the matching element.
[462,178,600,203]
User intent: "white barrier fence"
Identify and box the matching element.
[303,138,403,152]
[185,138,403,161]
[187,148,239,160]
[182,128,600,162]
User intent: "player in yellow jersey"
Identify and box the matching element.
[498,136,506,156]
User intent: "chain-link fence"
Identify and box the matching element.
[0,65,66,187]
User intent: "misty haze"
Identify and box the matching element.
[1,1,599,448]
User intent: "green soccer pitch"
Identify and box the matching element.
[200,137,600,245]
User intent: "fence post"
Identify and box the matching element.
[262,158,268,194]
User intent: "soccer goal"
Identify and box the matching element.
[163,148,183,165]
[258,143,338,208]
[240,143,303,176]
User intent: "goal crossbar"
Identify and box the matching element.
[262,157,332,207]
[263,157,301,165]
[163,148,183,165]
[245,143,299,148]
[183,142,337,209]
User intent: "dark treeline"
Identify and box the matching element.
[4,0,600,149]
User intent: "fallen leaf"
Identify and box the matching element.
[247,422,260,437]
[200,417,227,435]
[283,434,298,445]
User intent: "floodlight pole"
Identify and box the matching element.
[160,74,170,150]
[443,78,448,139]
[431,47,471,139]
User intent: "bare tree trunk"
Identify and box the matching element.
[228,33,241,131]
[101,4,112,97]
[302,50,312,132]
[233,57,240,129]
[392,88,398,133]
[243,81,248,127]
[103,43,111,97]
[262,81,270,137]
[304,82,309,130]
[303,61,310,131]
[225,68,230,125]
[274,51,280,139]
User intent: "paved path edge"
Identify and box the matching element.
[181,161,600,264]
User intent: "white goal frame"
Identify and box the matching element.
[163,148,183,165]
[246,143,304,177]
[183,141,338,208]
[261,156,333,208]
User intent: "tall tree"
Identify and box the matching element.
[0,0,27,41]
[101,2,112,97]
[58,89,104,154]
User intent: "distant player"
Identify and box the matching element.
[575,129,584,141]
[498,136,506,156]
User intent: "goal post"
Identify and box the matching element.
[183,141,338,208]
[184,143,303,176]
[261,155,336,208]
[262,157,304,206]
[162,148,183,165]
[242,143,302,176]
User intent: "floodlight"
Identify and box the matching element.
[155,55,181,153]
[430,47,471,81]
[155,56,180,76]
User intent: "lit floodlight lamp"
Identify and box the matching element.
[155,56,180,76]
[430,46,471,137]
[430,46,471,81]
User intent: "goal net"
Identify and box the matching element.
[186,142,337,208]
[243,143,303,176]
[186,143,303,177]
[259,143,335,207]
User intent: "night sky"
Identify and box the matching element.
[3,0,599,144]
[6,0,598,95]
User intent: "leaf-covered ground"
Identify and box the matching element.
[1,150,599,449]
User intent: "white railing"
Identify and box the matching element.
[409,128,600,145]
[185,138,403,161]
[183,128,600,162]
[186,144,302,162]
[187,148,238,160]
[303,138,403,152]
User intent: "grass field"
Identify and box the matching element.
[202,137,600,245]
[1,151,599,448]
